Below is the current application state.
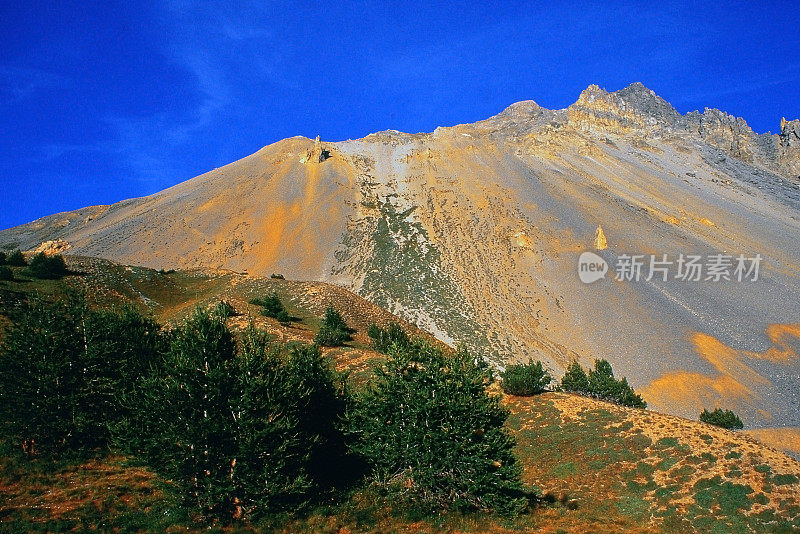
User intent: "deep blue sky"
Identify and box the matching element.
[2,1,800,230]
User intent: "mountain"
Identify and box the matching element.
[2,83,800,437]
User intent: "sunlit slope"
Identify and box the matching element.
[2,83,800,432]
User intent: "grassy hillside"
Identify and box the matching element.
[2,393,798,533]
[0,255,439,380]
[1,257,799,533]
[507,393,800,533]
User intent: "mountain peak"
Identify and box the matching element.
[569,82,680,132]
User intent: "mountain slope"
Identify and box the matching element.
[1,258,799,532]
[2,83,800,434]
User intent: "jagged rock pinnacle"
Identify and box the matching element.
[594,225,608,250]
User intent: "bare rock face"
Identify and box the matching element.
[29,239,71,256]
[3,83,800,435]
[568,82,681,134]
[778,118,800,178]
[780,117,800,147]
[593,225,607,250]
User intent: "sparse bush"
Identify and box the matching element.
[314,325,349,347]
[213,300,236,318]
[346,341,529,515]
[367,322,410,353]
[501,360,552,396]
[314,307,351,347]
[700,408,743,430]
[559,359,646,408]
[250,292,291,322]
[25,252,68,279]
[6,249,26,266]
[0,266,12,281]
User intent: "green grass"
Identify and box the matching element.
[550,462,578,478]
[771,474,799,486]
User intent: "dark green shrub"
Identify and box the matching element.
[367,322,410,353]
[25,252,68,279]
[0,251,6,264]
[6,249,26,266]
[121,312,350,521]
[213,300,236,318]
[700,408,743,430]
[346,342,528,515]
[501,360,552,396]
[0,293,164,457]
[270,273,285,280]
[250,292,291,322]
[314,307,351,347]
[560,360,589,392]
[559,359,646,408]
[0,266,12,281]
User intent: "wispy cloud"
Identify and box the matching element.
[101,4,240,188]
[677,64,800,105]
[0,65,67,105]
[35,143,105,161]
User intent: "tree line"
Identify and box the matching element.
[0,293,531,524]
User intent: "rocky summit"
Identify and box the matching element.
[2,83,799,443]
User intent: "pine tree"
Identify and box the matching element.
[346,342,528,515]
[83,306,165,449]
[314,307,351,347]
[119,312,352,521]
[700,408,743,430]
[559,359,646,408]
[249,292,290,322]
[25,252,68,279]
[560,360,590,393]
[138,308,239,519]
[286,344,353,489]
[0,292,86,456]
[501,360,552,396]
[367,322,411,353]
[6,249,26,267]
[232,328,312,517]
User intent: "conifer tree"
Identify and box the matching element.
[232,328,312,517]
[314,307,351,347]
[140,308,239,519]
[560,360,590,393]
[6,249,26,267]
[346,342,527,514]
[0,293,86,455]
